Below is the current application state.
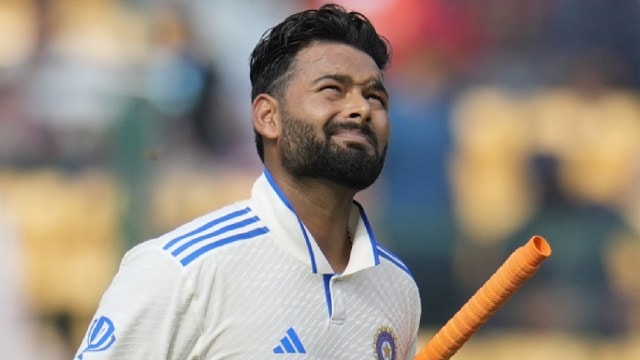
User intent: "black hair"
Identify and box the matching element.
[249,3,391,162]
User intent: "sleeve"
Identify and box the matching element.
[405,339,417,360]
[73,244,201,359]
[406,280,422,360]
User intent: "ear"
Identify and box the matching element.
[252,94,280,141]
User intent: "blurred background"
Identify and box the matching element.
[0,0,638,359]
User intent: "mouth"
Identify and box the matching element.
[332,129,373,145]
[326,123,378,151]
[331,131,378,154]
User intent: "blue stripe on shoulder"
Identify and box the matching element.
[162,206,269,266]
[376,244,413,278]
[163,207,251,250]
[171,216,260,257]
[180,226,269,266]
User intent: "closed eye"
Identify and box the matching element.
[367,94,383,102]
[320,85,341,92]
[366,93,388,108]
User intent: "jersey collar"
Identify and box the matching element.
[250,170,381,275]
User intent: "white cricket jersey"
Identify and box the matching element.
[75,170,421,360]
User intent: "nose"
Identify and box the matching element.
[346,92,372,123]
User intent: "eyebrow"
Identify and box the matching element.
[312,73,389,98]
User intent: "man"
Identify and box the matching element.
[75,4,421,359]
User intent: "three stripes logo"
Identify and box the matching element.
[162,206,269,266]
[273,327,306,354]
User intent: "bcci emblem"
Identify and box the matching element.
[373,326,397,360]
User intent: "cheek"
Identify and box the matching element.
[373,114,391,145]
[282,92,323,119]
[304,98,336,122]
[294,95,332,118]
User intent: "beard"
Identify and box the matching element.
[278,109,387,191]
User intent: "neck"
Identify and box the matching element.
[270,170,356,273]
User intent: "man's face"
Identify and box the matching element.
[277,42,391,191]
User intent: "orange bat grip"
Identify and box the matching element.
[414,235,552,360]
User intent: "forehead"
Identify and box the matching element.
[291,42,383,83]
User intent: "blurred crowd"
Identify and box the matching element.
[0,0,639,359]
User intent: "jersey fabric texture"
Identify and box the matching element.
[74,170,421,360]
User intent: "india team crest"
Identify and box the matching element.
[373,326,397,360]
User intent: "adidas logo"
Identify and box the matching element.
[273,327,306,354]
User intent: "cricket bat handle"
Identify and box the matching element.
[414,235,552,360]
